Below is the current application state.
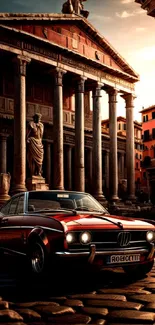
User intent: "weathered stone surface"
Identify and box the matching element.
[13,301,59,308]
[107,309,155,323]
[15,308,41,321]
[0,323,26,325]
[49,297,67,302]
[46,314,91,323]
[34,305,75,316]
[0,310,23,322]
[0,301,9,309]
[130,294,155,303]
[82,306,108,317]
[68,294,126,301]
[64,299,84,307]
[98,288,151,295]
[144,303,155,311]
[144,284,155,290]
[93,320,106,325]
[86,299,143,310]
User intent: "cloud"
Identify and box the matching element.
[136,27,146,32]
[116,9,145,18]
[131,46,155,61]
[121,0,134,3]
[90,14,112,22]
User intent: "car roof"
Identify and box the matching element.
[11,190,90,197]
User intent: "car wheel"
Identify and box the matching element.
[123,260,154,278]
[29,241,47,275]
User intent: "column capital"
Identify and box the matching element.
[76,76,87,93]
[0,134,9,141]
[13,55,31,77]
[54,67,67,86]
[121,93,136,107]
[107,88,118,103]
[92,82,104,98]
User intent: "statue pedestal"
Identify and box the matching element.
[26,176,49,191]
[0,173,11,206]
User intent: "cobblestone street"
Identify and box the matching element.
[0,260,155,324]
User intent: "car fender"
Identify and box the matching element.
[27,227,51,254]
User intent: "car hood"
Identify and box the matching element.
[53,213,154,231]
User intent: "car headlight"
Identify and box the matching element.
[66,233,75,244]
[146,231,155,243]
[79,231,92,244]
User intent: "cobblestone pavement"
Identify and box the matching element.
[1,259,155,324]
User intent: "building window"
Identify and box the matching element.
[118,123,121,130]
[136,162,139,169]
[152,128,155,139]
[143,115,148,122]
[152,112,155,119]
[135,153,138,159]
[123,123,126,130]
[143,130,149,141]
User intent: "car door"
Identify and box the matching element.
[0,195,24,256]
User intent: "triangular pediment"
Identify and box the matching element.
[0,13,139,79]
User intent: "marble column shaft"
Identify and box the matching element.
[92,83,104,199]
[53,68,66,190]
[46,142,51,188]
[108,89,119,201]
[12,56,31,193]
[66,145,72,190]
[86,147,92,191]
[123,93,135,200]
[105,150,109,191]
[0,135,7,174]
[75,76,86,192]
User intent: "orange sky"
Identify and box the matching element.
[1,0,155,122]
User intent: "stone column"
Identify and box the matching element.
[92,83,105,201]
[0,135,8,173]
[53,68,66,190]
[108,88,119,201]
[12,55,31,194]
[105,150,109,194]
[46,141,51,188]
[121,152,125,179]
[122,93,136,200]
[66,145,72,190]
[75,76,86,192]
[86,147,92,192]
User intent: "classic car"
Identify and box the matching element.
[0,190,154,278]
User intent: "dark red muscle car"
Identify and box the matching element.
[0,190,154,278]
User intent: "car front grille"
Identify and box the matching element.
[68,230,149,251]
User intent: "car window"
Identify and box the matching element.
[16,195,25,214]
[0,201,11,215]
[9,197,20,215]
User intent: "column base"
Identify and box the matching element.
[110,195,120,202]
[93,193,108,206]
[126,195,137,203]
[0,194,10,207]
[10,184,27,195]
[26,176,49,191]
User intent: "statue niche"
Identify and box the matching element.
[26,113,44,177]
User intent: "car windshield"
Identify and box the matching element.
[27,191,108,214]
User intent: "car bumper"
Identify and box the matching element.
[55,244,155,265]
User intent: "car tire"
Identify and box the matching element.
[123,260,154,278]
[29,241,47,275]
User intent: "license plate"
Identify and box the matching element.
[107,254,141,264]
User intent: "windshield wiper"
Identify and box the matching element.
[28,208,77,214]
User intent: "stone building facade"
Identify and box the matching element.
[0,12,139,203]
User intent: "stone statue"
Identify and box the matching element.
[26,113,44,177]
[62,0,89,18]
